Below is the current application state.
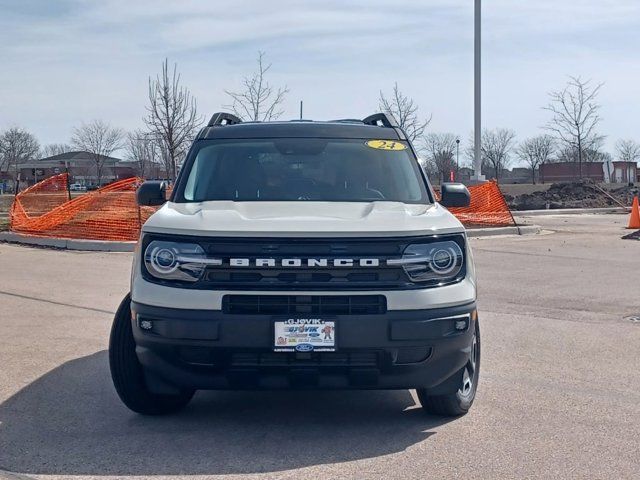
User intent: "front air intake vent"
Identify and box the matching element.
[222,295,387,315]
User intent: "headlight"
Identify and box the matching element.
[144,240,219,282]
[388,240,464,284]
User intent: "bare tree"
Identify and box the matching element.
[0,128,40,186]
[614,139,640,183]
[379,82,431,142]
[544,76,604,178]
[418,157,436,178]
[516,135,556,184]
[126,131,161,179]
[616,139,640,163]
[158,142,173,180]
[145,58,203,181]
[599,151,613,163]
[466,128,516,181]
[41,143,73,158]
[71,120,124,186]
[583,138,609,163]
[224,51,289,122]
[556,136,607,164]
[423,133,458,183]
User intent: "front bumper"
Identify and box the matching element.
[130,300,477,393]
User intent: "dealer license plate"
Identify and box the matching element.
[273,318,336,352]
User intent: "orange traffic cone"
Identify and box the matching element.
[628,196,640,229]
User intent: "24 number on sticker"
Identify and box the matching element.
[365,140,407,151]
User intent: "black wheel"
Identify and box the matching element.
[109,294,194,415]
[417,318,480,417]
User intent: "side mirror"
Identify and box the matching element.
[137,181,167,206]
[440,182,471,208]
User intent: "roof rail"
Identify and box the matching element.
[207,112,242,127]
[331,119,364,124]
[362,113,399,128]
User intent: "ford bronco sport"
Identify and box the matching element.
[109,112,480,417]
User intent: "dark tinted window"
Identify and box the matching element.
[179,138,428,203]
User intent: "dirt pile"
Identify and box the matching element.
[505,180,639,211]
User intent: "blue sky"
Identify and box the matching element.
[1,0,639,163]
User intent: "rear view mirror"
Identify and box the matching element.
[274,138,328,155]
[137,181,167,206]
[440,183,471,208]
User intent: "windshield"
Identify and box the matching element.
[175,138,430,203]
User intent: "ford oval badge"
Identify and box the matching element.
[295,343,314,352]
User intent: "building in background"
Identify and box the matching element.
[540,161,638,184]
[611,161,637,184]
[540,162,604,183]
[15,151,138,189]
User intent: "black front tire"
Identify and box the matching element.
[109,294,194,415]
[416,317,480,417]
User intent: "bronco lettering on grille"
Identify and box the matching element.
[224,258,380,267]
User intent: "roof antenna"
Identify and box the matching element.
[299,100,303,120]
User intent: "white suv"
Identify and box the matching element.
[109,112,479,417]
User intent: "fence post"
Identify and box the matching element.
[65,165,71,201]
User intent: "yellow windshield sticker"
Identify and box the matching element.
[365,140,407,151]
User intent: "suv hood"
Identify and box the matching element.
[142,201,465,238]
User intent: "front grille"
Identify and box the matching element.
[206,268,401,286]
[222,295,387,315]
[141,234,466,291]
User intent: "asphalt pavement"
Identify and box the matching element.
[0,213,638,479]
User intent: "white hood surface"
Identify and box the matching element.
[142,201,465,238]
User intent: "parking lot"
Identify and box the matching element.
[0,213,638,480]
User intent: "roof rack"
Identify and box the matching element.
[207,112,242,127]
[362,113,399,128]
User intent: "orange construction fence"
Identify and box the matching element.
[10,175,515,241]
[10,174,156,241]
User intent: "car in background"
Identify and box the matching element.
[69,183,87,192]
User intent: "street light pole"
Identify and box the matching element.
[456,138,460,180]
[472,0,485,182]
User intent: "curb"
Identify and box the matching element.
[512,207,628,216]
[466,225,541,237]
[0,470,37,480]
[0,231,136,252]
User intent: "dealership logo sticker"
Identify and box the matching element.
[274,319,336,352]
